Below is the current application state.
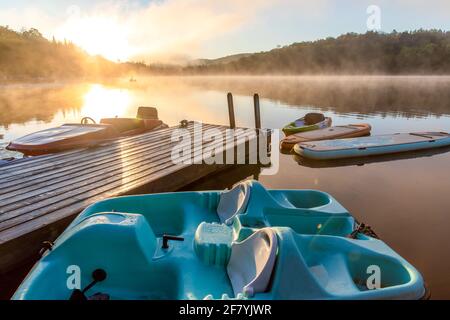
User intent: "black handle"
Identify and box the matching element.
[82,269,107,293]
[70,269,107,300]
[162,234,184,249]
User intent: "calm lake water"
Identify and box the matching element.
[0,76,449,299]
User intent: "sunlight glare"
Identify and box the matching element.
[56,16,132,61]
[81,85,132,122]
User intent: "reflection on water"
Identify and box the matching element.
[0,76,449,299]
[294,145,450,168]
[81,84,133,122]
[1,76,449,140]
[185,75,450,118]
[0,83,86,128]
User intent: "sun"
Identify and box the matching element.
[56,16,133,61]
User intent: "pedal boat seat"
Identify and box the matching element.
[217,182,250,225]
[227,228,278,297]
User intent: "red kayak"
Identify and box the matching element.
[7,107,168,156]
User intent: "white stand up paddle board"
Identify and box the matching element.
[294,132,450,160]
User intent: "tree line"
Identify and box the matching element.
[0,26,122,81]
[2,27,450,80]
[184,30,450,75]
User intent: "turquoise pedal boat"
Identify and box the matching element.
[294,132,450,160]
[13,181,426,300]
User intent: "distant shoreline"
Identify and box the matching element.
[2,74,450,86]
[3,28,450,81]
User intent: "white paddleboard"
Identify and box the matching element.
[294,132,450,160]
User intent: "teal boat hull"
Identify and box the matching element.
[13,181,426,300]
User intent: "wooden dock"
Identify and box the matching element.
[0,120,269,273]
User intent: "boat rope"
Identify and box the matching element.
[348,222,379,239]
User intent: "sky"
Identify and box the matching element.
[1,0,450,63]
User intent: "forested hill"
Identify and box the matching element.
[0,26,121,81]
[2,27,450,79]
[185,30,450,74]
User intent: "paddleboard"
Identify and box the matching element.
[294,132,450,160]
[282,113,332,135]
[281,124,371,150]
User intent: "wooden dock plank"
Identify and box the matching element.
[0,124,215,182]
[0,128,174,176]
[0,129,250,225]
[0,122,197,173]
[0,122,267,273]
[0,125,218,195]
[0,126,223,206]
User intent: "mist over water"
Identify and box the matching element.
[184,75,450,117]
[2,75,448,155]
[0,75,449,298]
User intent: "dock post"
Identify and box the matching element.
[253,93,261,129]
[227,92,236,129]
[253,93,262,164]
